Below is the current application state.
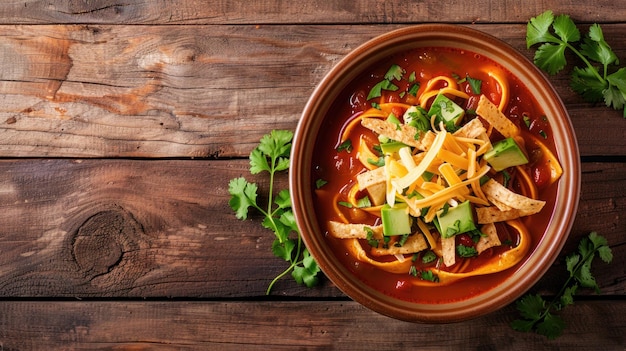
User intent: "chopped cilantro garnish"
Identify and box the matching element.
[421,250,437,264]
[466,74,482,94]
[356,196,372,208]
[421,270,439,282]
[315,179,327,189]
[456,244,478,258]
[367,157,385,167]
[384,64,405,81]
[408,83,420,96]
[367,64,405,100]
[394,233,410,247]
[365,227,378,248]
[408,71,416,83]
[336,139,353,153]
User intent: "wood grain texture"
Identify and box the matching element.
[0,1,624,348]
[0,24,624,158]
[0,159,623,298]
[0,0,623,24]
[0,300,624,350]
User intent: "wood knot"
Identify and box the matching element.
[72,207,144,279]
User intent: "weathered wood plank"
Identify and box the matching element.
[0,24,624,158]
[0,0,623,25]
[0,300,623,350]
[0,159,623,297]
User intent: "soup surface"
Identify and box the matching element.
[311,47,561,304]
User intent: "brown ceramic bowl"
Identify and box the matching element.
[290,24,580,322]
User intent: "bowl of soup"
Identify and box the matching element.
[290,24,580,322]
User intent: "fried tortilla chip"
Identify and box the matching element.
[361,118,434,151]
[441,235,456,267]
[481,178,546,214]
[453,117,487,139]
[327,221,383,239]
[476,206,524,224]
[476,223,502,253]
[476,95,519,138]
[356,167,385,190]
[476,179,546,223]
[371,233,428,256]
[366,182,386,206]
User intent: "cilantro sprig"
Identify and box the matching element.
[511,232,613,339]
[228,130,321,294]
[526,10,626,117]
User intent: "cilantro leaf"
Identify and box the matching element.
[249,148,270,174]
[580,25,618,67]
[228,177,258,220]
[466,74,482,94]
[293,249,321,287]
[511,232,613,339]
[456,244,478,258]
[257,130,293,161]
[527,11,626,117]
[559,284,578,309]
[272,238,295,261]
[571,66,606,102]
[274,189,292,210]
[228,130,321,294]
[553,14,580,43]
[367,80,399,100]
[526,10,557,48]
[384,64,405,81]
[536,313,566,340]
[515,294,546,321]
[565,252,580,274]
[534,42,568,75]
[367,64,404,100]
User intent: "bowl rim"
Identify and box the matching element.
[290,24,581,323]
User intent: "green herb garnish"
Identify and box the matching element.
[421,270,439,282]
[456,245,478,258]
[511,232,613,339]
[228,130,321,294]
[315,178,328,189]
[336,139,353,153]
[466,74,482,94]
[526,10,626,117]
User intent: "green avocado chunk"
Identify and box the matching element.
[381,203,412,236]
[484,137,529,171]
[436,200,477,239]
[427,93,465,127]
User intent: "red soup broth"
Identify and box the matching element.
[311,47,559,304]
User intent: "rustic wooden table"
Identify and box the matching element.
[0,1,624,350]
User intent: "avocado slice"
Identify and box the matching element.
[484,137,529,171]
[427,93,465,128]
[381,203,412,236]
[436,201,477,238]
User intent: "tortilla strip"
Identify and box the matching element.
[481,178,545,214]
[475,223,502,254]
[327,221,383,239]
[361,117,435,151]
[356,167,385,190]
[366,182,386,206]
[488,196,513,212]
[371,233,428,256]
[476,95,519,138]
[441,235,456,267]
[453,117,486,139]
[476,206,524,224]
